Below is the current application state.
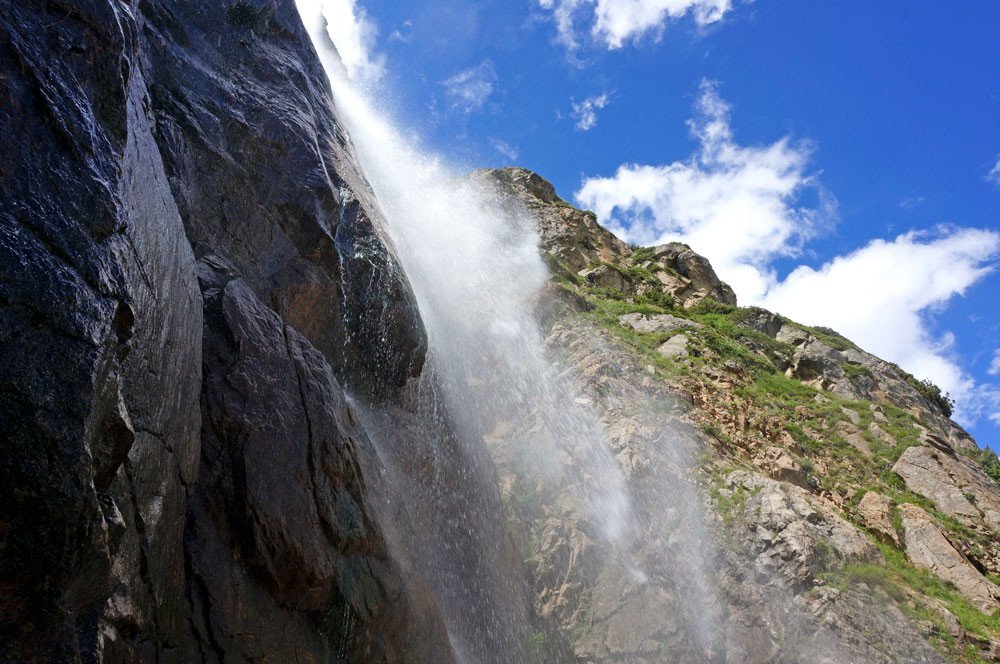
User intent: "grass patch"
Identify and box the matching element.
[842,363,874,380]
[822,541,1000,645]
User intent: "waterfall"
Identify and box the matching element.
[293,4,641,661]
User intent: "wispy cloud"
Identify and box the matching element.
[576,81,1000,422]
[491,139,520,162]
[388,19,413,44]
[989,349,1000,377]
[987,155,1000,187]
[441,60,498,112]
[571,93,611,131]
[538,0,737,52]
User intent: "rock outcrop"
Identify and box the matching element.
[478,168,736,308]
[894,446,1000,535]
[897,504,1000,613]
[0,1,447,661]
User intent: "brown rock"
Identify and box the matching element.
[756,447,811,490]
[856,492,899,545]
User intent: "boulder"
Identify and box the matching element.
[755,447,811,490]
[739,308,785,338]
[648,243,737,307]
[580,264,630,291]
[658,334,691,358]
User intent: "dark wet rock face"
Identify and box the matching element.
[140,0,425,400]
[0,0,442,661]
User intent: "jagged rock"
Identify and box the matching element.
[190,265,452,662]
[647,243,737,307]
[893,446,1000,534]
[477,168,630,272]
[755,447,811,489]
[897,504,1000,613]
[580,264,630,291]
[776,324,813,346]
[618,313,702,335]
[739,308,785,338]
[730,473,879,586]
[142,0,425,400]
[533,283,594,327]
[856,492,900,545]
[787,339,846,388]
[658,334,691,358]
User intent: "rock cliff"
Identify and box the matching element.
[0,1,448,661]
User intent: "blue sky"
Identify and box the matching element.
[316,0,1000,448]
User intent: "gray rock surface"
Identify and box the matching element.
[658,334,691,357]
[618,313,702,335]
[898,504,1000,613]
[893,446,1000,534]
[646,242,738,307]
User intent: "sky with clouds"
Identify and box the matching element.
[307,0,1000,447]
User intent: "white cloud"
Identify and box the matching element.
[966,385,1000,428]
[758,229,1000,411]
[576,81,1000,423]
[577,80,827,303]
[989,350,1000,377]
[572,93,611,131]
[538,0,736,51]
[295,0,386,85]
[441,60,498,112]
[491,139,520,162]
[987,156,1000,187]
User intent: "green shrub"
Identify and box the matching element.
[907,377,955,417]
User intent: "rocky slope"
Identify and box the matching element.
[480,167,1000,662]
[0,1,450,661]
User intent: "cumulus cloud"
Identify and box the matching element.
[572,93,611,131]
[441,60,498,112]
[987,156,1000,187]
[759,229,1000,409]
[577,80,828,302]
[538,0,736,51]
[576,81,1000,422]
[295,0,385,84]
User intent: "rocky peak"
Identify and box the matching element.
[478,168,736,309]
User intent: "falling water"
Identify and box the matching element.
[291,3,740,662]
